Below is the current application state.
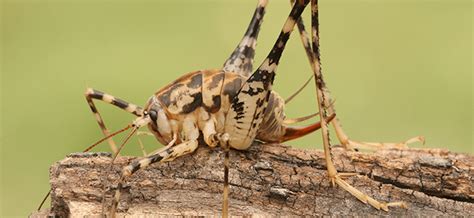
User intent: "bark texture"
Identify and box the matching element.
[31,143,473,217]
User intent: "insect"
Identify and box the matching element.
[38,0,424,216]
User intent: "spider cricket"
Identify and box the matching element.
[37,0,425,216]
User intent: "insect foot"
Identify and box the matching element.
[34,144,474,217]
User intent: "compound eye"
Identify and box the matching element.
[148,109,158,122]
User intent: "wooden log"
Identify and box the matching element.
[31,143,473,217]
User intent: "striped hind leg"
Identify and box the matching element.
[222,2,311,217]
[291,0,423,151]
[309,0,407,211]
[222,0,268,77]
[84,88,144,153]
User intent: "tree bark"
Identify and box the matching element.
[31,143,473,217]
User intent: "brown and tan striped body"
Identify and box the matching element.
[68,1,417,216]
[144,69,290,150]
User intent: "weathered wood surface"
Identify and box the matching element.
[32,143,473,217]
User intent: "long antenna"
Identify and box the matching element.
[84,125,132,152]
[100,126,139,214]
[111,127,138,163]
[37,124,132,211]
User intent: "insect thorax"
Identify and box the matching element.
[144,69,287,149]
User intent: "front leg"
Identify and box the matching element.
[84,88,144,153]
[109,139,199,217]
[109,114,200,217]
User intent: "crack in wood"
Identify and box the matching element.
[30,144,473,217]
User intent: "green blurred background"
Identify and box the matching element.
[1,0,472,216]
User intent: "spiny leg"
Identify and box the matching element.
[109,114,198,217]
[85,89,146,212]
[146,132,177,157]
[109,139,198,217]
[224,0,311,148]
[223,0,268,77]
[309,0,406,210]
[37,124,133,211]
[84,88,144,153]
[280,0,316,105]
[291,0,315,66]
[222,1,310,216]
[291,1,423,151]
[280,0,327,125]
[135,131,178,157]
[38,127,131,211]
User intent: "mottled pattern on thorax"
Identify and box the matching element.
[155,69,245,116]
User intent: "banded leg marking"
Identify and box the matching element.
[281,0,316,105]
[110,114,198,217]
[289,0,423,151]
[309,0,407,211]
[225,0,310,150]
[222,3,310,216]
[223,0,268,77]
[84,88,144,153]
[147,133,177,157]
[109,139,198,217]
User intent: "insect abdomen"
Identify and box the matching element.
[256,91,286,142]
